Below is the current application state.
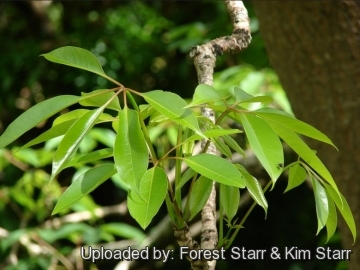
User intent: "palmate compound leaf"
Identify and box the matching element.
[188,176,213,220]
[323,183,356,243]
[51,108,104,181]
[41,46,107,78]
[127,167,168,229]
[239,113,283,185]
[142,90,205,139]
[285,164,307,193]
[312,177,329,235]
[263,118,341,199]
[0,95,81,149]
[184,154,245,188]
[113,108,148,193]
[220,184,240,222]
[52,164,116,215]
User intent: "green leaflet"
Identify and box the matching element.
[222,133,246,158]
[127,167,168,229]
[20,120,75,150]
[254,108,337,150]
[176,168,196,190]
[80,90,121,111]
[234,87,254,102]
[183,128,241,144]
[184,154,245,188]
[53,109,90,126]
[142,90,205,138]
[185,84,230,107]
[264,119,341,198]
[188,176,213,220]
[52,164,116,215]
[65,148,113,168]
[312,177,329,235]
[220,184,239,222]
[41,46,107,78]
[237,165,268,214]
[324,190,337,243]
[323,183,356,243]
[285,164,307,193]
[211,137,233,158]
[51,108,104,181]
[234,87,273,104]
[0,95,81,149]
[20,113,113,151]
[165,194,178,225]
[113,108,148,193]
[239,113,283,185]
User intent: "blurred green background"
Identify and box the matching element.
[0,1,346,270]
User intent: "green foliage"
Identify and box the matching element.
[0,46,356,269]
[52,164,116,215]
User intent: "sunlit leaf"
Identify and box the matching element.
[234,88,273,104]
[324,191,337,243]
[80,90,121,111]
[53,109,90,126]
[211,137,233,158]
[236,165,268,214]
[20,120,75,150]
[265,119,341,197]
[51,108,104,181]
[52,164,116,215]
[184,154,245,188]
[312,177,329,234]
[189,176,213,220]
[220,184,239,221]
[127,167,168,229]
[21,114,112,151]
[240,113,283,184]
[176,168,196,190]
[255,108,337,150]
[142,90,205,138]
[324,183,356,243]
[65,148,113,168]
[114,108,148,193]
[0,95,81,149]
[41,46,107,78]
[285,164,307,193]
[234,87,254,102]
[185,84,230,107]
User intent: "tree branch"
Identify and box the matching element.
[173,1,251,270]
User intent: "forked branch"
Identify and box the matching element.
[173,1,251,269]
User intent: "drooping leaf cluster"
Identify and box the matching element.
[0,47,355,245]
